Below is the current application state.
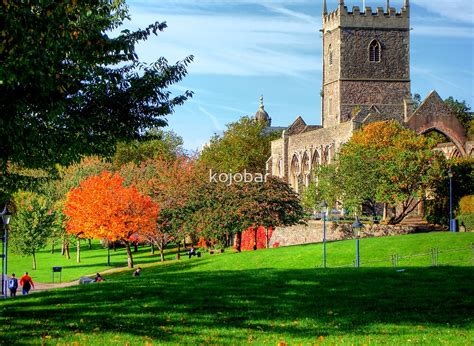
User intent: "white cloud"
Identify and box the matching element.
[198,106,224,131]
[411,0,474,23]
[129,11,321,77]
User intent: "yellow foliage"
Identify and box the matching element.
[459,195,474,214]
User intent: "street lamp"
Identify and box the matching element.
[447,168,457,232]
[320,201,328,268]
[1,205,12,299]
[351,217,364,268]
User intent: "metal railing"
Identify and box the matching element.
[324,243,473,268]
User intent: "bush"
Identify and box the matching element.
[457,214,474,231]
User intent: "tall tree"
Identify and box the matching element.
[112,129,185,169]
[9,191,54,270]
[200,116,281,174]
[1,1,193,190]
[64,171,159,268]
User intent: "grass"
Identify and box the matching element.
[7,240,180,282]
[1,232,473,345]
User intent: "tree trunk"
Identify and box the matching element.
[134,242,138,252]
[88,238,92,250]
[61,239,65,256]
[235,231,242,252]
[160,247,165,262]
[177,243,181,260]
[51,240,55,254]
[125,241,134,268]
[32,249,37,270]
[76,239,81,263]
[65,241,70,259]
[388,200,420,225]
[113,241,117,252]
[151,243,155,254]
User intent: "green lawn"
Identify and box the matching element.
[1,232,473,345]
[7,240,180,282]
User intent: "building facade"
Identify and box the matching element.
[267,0,472,192]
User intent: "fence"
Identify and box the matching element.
[327,243,474,268]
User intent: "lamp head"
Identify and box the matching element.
[447,168,453,179]
[351,217,364,237]
[1,205,12,225]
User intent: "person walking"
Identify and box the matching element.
[19,272,34,295]
[8,273,18,297]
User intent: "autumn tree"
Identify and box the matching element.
[9,191,55,270]
[327,121,445,224]
[200,116,281,174]
[1,1,192,190]
[119,157,203,261]
[64,171,159,268]
[41,156,112,261]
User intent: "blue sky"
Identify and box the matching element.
[125,0,474,151]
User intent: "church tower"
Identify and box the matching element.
[321,0,411,128]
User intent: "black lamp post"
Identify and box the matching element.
[1,206,12,298]
[320,201,328,268]
[352,217,364,268]
[448,168,456,232]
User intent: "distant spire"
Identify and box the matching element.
[339,0,344,5]
[323,0,328,15]
[404,0,409,7]
[260,95,264,110]
[386,0,390,11]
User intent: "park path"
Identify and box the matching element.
[32,265,132,293]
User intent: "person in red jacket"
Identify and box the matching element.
[19,272,34,295]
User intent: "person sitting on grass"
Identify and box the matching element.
[132,267,142,277]
[188,246,196,259]
[94,273,104,282]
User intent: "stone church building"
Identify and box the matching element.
[265,0,473,192]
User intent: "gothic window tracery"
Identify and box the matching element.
[369,40,381,62]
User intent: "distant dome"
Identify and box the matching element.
[254,96,271,126]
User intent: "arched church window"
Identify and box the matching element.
[369,40,381,63]
[329,44,333,65]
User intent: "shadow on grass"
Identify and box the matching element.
[1,266,473,344]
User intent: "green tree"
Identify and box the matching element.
[200,116,281,173]
[112,129,185,169]
[9,191,54,270]
[1,1,193,192]
[184,177,303,252]
[315,121,445,224]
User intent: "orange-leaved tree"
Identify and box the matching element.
[64,171,159,268]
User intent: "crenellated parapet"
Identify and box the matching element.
[323,2,409,32]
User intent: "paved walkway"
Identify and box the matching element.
[31,264,147,293]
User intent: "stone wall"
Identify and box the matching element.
[340,29,409,80]
[270,220,417,247]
